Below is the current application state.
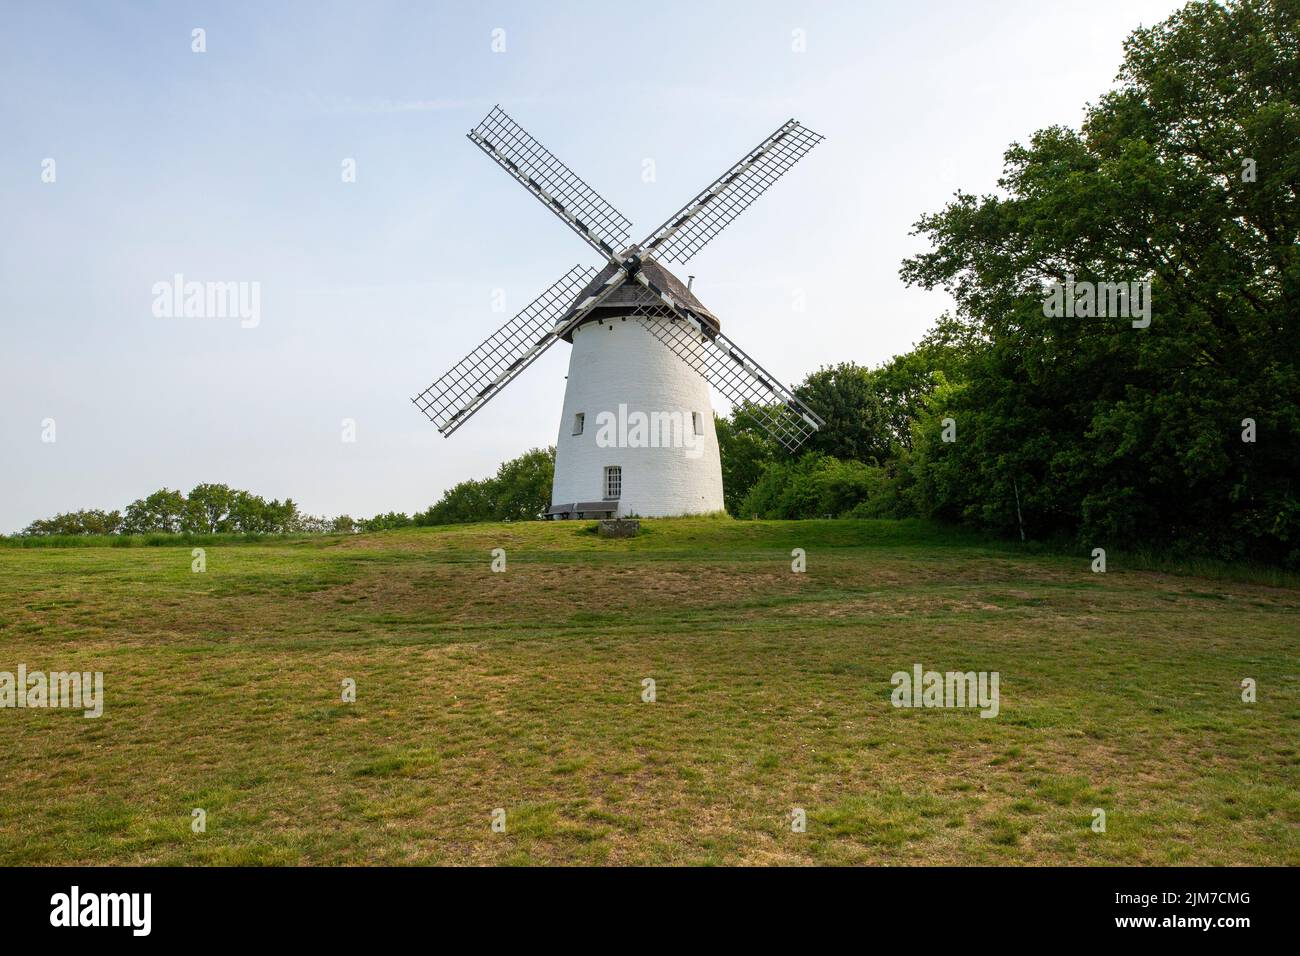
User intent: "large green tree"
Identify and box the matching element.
[490,447,555,521]
[183,483,234,533]
[122,488,187,534]
[794,363,894,464]
[899,0,1299,563]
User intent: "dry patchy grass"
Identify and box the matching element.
[0,519,1295,865]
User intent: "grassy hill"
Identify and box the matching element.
[1,518,1296,865]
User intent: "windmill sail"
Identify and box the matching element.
[637,119,824,264]
[412,266,599,436]
[468,106,632,262]
[629,301,824,452]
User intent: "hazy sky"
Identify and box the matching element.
[0,0,1187,532]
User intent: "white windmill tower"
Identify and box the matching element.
[413,107,826,518]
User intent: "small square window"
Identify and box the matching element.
[692,411,704,436]
[572,412,584,436]
[604,465,621,499]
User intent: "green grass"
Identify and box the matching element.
[0,531,319,549]
[0,518,1295,865]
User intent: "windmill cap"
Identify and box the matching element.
[558,256,719,341]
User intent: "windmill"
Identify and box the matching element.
[413,106,826,518]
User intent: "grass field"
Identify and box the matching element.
[0,518,1296,866]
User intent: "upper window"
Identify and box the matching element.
[604,465,622,500]
[572,412,585,436]
[692,411,704,436]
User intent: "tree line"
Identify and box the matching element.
[22,484,323,537]
[17,450,557,538]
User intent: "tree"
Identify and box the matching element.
[363,511,413,532]
[418,446,556,525]
[715,410,778,516]
[418,481,494,525]
[871,316,976,452]
[184,483,234,533]
[795,363,894,464]
[899,0,1300,564]
[21,509,122,536]
[263,498,300,534]
[122,489,186,534]
[226,490,269,533]
[298,514,331,534]
[490,447,554,520]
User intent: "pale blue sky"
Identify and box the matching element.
[0,0,1185,531]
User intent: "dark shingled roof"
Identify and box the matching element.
[558,254,719,341]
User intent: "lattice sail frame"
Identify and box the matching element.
[630,301,825,452]
[637,120,825,265]
[412,266,599,435]
[467,106,633,260]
